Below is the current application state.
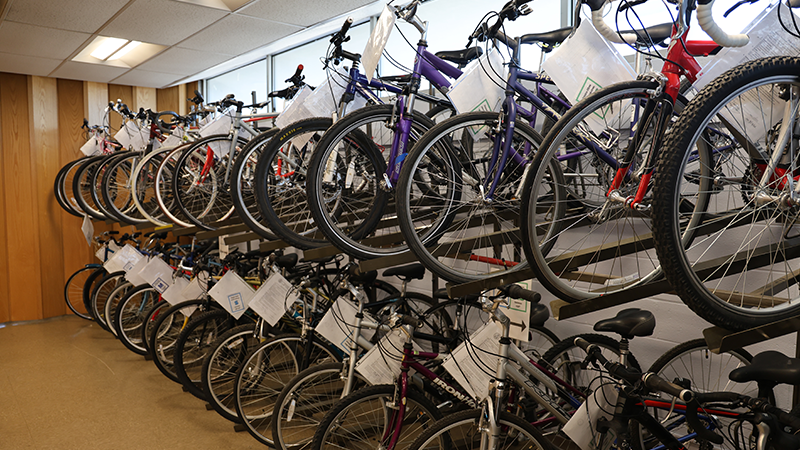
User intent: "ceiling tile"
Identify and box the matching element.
[0,22,91,60]
[5,0,130,33]
[136,47,231,74]
[0,52,62,77]
[238,0,376,26]
[50,61,130,83]
[111,69,184,88]
[178,14,300,55]
[101,0,228,46]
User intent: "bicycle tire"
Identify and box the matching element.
[129,146,180,226]
[172,134,248,230]
[255,118,334,249]
[309,383,443,450]
[102,151,150,225]
[406,408,555,450]
[89,270,126,332]
[64,266,97,320]
[234,333,340,446]
[55,158,89,217]
[521,80,667,302]
[90,153,125,222]
[140,300,169,354]
[306,104,437,260]
[114,284,160,354]
[103,279,133,336]
[230,127,280,239]
[201,323,262,423]
[652,56,800,330]
[148,299,211,383]
[154,143,194,227]
[271,362,369,450]
[395,111,542,283]
[82,266,106,321]
[174,309,238,401]
[72,154,111,221]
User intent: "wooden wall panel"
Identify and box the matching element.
[133,86,156,112]
[84,82,108,129]
[157,86,184,115]
[0,73,43,321]
[108,84,133,132]
[0,75,9,323]
[57,79,95,299]
[29,76,66,318]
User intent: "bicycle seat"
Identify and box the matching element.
[351,269,378,286]
[274,253,299,269]
[593,308,655,339]
[520,26,572,49]
[729,351,800,386]
[384,263,425,281]
[300,255,336,264]
[530,303,549,327]
[620,22,674,47]
[435,47,484,66]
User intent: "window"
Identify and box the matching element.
[207,59,268,105]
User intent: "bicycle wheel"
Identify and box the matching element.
[114,284,160,354]
[64,266,97,320]
[72,154,110,221]
[172,134,247,230]
[202,323,262,423]
[396,111,541,283]
[55,158,89,217]
[103,279,133,335]
[306,104,437,260]
[230,128,280,240]
[102,151,150,225]
[140,300,169,354]
[652,57,800,330]
[155,144,194,227]
[255,118,333,249]
[148,299,210,383]
[629,339,755,450]
[90,154,124,222]
[407,408,555,450]
[234,334,340,446]
[129,146,176,226]
[309,383,443,450]
[174,309,237,400]
[521,80,667,302]
[89,270,126,332]
[272,362,369,450]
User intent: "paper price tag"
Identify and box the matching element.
[248,273,299,326]
[104,244,142,273]
[81,214,94,246]
[80,136,101,156]
[362,5,396,83]
[208,271,255,319]
[180,274,208,302]
[562,379,619,450]
[95,241,121,262]
[447,48,507,118]
[355,328,409,386]
[441,322,502,401]
[161,277,190,305]
[316,298,360,352]
[199,112,234,137]
[124,257,150,286]
[274,86,313,129]
[138,257,175,294]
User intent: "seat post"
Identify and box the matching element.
[619,337,630,367]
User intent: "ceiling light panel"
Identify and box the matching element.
[73,36,167,69]
[90,37,128,60]
[173,0,255,12]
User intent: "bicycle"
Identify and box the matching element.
[651,0,800,330]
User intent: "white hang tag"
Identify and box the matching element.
[80,136,101,156]
[248,272,299,326]
[208,271,256,319]
[441,322,500,401]
[137,257,175,294]
[124,257,150,286]
[81,214,94,246]
[355,328,411,385]
[498,298,530,342]
[161,276,190,306]
[180,273,208,302]
[104,244,142,273]
[179,304,199,320]
[447,48,507,118]
[362,5,396,83]
[562,378,619,450]
[199,111,234,137]
[316,298,360,352]
[275,86,313,129]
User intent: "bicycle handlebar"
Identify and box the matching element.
[696,0,749,47]
[501,285,542,303]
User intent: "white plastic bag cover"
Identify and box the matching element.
[447,48,507,115]
[362,4,396,83]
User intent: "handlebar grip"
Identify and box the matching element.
[773,407,800,431]
[574,337,595,353]
[401,315,421,328]
[696,1,749,47]
[642,373,694,402]
[293,64,304,78]
[108,231,120,235]
[503,285,542,303]
[695,391,741,403]
[340,17,353,37]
